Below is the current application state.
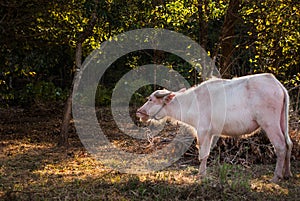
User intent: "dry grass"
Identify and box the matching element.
[0,106,299,200]
[1,138,299,201]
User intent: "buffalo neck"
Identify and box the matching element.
[164,91,199,127]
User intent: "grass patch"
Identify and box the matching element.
[1,106,299,200]
[1,138,299,200]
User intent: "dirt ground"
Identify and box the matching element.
[0,105,299,200]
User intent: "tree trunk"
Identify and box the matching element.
[58,43,82,147]
[218,0,241,78]
[197,0,213,80]
[58,13,97,147]
[197,0,209,49]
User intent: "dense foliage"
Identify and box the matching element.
[0,0,299,106]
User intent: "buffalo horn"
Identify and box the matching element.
[154,90,171,98]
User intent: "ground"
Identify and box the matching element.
[0,105,299,200]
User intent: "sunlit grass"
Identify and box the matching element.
[0,138,299,200]
[251,178,289,195]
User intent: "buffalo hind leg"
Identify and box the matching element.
[284,141,293,179]
[263,126,287,183]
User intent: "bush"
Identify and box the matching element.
[7,81,68,106]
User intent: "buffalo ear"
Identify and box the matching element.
[163,93,175,104]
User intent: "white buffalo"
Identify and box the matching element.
[136,73,293,183]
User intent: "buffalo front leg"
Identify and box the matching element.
[198,134,213,178]
[198,156,209,177]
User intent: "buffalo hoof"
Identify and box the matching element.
[270,176,280,183]
[284,171,293,180]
